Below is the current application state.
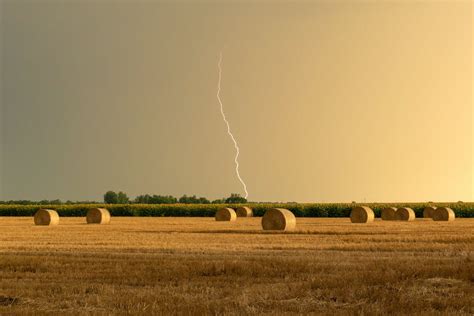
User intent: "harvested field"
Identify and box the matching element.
[0,217,473,315]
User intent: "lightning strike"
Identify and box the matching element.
[217,52,249,199]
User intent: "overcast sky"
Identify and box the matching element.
[0,0,472,202]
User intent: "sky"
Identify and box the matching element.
[0,0,472,203]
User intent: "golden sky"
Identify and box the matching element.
[1,0,472,202]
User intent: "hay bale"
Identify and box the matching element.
[86,208,111,224]
[381,207,397,220]
[215,208,237,221]
[261,208,296,231]
[236,206,253,217]
[350,206,374,223]
[396,207,415,221]
[432,207,455,221]
[423,206,436,218]
[34,209,59,226]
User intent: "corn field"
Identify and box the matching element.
[0,202,472,217]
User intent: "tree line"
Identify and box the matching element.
[103,191,247,204]
[0,199,98,205]
[0,192,247,205]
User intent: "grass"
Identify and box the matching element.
[0,217,473,315]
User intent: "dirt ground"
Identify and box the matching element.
[0,217,472,315]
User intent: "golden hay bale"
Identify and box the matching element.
[236,206,253,217]
[350,206,374,223]
[215,208,237,221]
[86,208,111,224]
[34,209,59,226]
[432,207,455,221]
[423,206,436,218]
[396,207,415,221]
[261,208,296,231]
[381,207,397,220]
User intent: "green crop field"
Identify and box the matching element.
[0,202,472,217]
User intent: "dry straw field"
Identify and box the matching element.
[0,216,473,315]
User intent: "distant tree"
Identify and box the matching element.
[104,191,118,204]
[135,194,152,204]
[189,195,199,203]
[178,195,188,204]
[117,191,130,204]
[167,195,178,204]
[179,195,198,204]
[37,199,62,205]
[211,199,225,204]
[198,197,210,204]
[178,195,211,204]
[225,193,247,204]
[151,195,177,204]
[134,194,178,204]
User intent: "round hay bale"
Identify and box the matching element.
[423,206,436,218]
[235,206,253,217]
[86,208,111,224]
[381,207,397,220]
[261,208,296,231]
[350,206,374,223]
[34,209,59,226]
[432,207,455,221]
[215,208,237,221]
[396,207,415,221]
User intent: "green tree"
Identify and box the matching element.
[179,195,196,203]
[104,191,118,204]
[179,195,210,204]
[117,191,129,204]
[198,197,210,204]
[135,194,151,204]
[225,193,247,204]
[150,195,177,204]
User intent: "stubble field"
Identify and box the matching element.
[0,217,473,315]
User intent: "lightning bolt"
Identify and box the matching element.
[217,52,249,199]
